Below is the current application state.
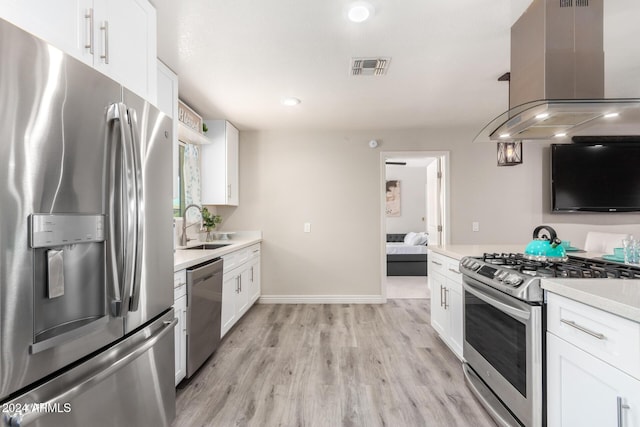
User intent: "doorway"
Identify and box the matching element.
[380,151,450,300]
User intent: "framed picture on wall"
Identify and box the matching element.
[386,180,400,217]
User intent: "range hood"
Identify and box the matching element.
[474,0,640,143]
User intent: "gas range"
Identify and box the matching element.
[460,253,640,303]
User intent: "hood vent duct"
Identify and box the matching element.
[474,0,640,143]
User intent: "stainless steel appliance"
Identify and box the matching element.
[0,17,175,427]
[186,258,223,378]
[460,253,640,427]
[474,0,640,143]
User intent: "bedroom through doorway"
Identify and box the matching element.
[380,152,449,299]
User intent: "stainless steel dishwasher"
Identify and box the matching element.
[186,257,223,378]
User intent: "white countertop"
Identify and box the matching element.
[542,278,640,323]
[174,231,262,271]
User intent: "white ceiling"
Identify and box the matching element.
[152,0,533,131]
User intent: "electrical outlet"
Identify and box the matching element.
[304,223,311,233]
[472,222,480,232]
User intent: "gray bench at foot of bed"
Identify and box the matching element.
[386,254,428,276]
[386,234,428,276]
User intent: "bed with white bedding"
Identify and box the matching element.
[385,242,429,255]
[386,232,428,276]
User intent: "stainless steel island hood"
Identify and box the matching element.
[474,0,640,143]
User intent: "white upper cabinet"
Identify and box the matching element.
[201,120,239,206]
[0,0,89,62]
[93,0,157,103]
[0,0,157,103]
[156,61,179,199]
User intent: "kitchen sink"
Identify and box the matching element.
[184,244,230,250]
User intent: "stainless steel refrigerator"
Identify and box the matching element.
[0,18,176,427]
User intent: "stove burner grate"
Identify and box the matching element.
[479,252,640,279]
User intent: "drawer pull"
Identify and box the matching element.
[618,396,631,427]
[84,8,94,54]
[100,21,109,64]
[448,268,460,274]
[560,319,606,340]
[432,261,443,266]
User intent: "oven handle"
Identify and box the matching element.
[464,281,531,321]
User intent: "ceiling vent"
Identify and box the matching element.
[351,57,390,76]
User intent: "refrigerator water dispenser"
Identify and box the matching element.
[29,214,109,354]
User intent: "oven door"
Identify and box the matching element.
[463,276,543,427]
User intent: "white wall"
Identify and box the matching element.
[385,165,427,234]
[217,128,640,298]
[217,126,544,298]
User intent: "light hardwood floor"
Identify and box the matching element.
[174,300,497,427]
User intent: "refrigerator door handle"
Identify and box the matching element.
[127,106,144,312]
[106,103,136,317]
[6,318,178,427]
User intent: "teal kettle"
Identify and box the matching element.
[524,225,567,262]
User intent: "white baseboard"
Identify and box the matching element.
[258,295,386,304]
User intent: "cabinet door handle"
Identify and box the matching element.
[617,397,630,427]
[251,266,254,282]
[84,8,94,54]
[444,288,449,309]
[440,285,444,307]
[448,268,460,275]
[433,261,443,266]
[235,276,239,293]
[227,184,231,199]
[100,21,109,64]
[560,319,606,340]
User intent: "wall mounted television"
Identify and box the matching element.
[551,143,640,212]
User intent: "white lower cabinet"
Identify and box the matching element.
[447,283,463,356]
[221,270,240,336]
[546,292,640,427]
[547,333,640,427]
[221,244,261,337]
[430,271,447,338]
[248,253,261,305]
[428,251,463,359]
[172,270,187,386]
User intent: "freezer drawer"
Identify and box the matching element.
[1,311,177,427]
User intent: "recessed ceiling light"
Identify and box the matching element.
[348,1,374,23]
[536,113,549,119]
[281,97,301,107]
[499,133,510,138]
[555,133,567,138]
[604,112,619,118]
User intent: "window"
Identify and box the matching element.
[173,141,201,222]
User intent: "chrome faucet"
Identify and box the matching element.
[181,204,202,247]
